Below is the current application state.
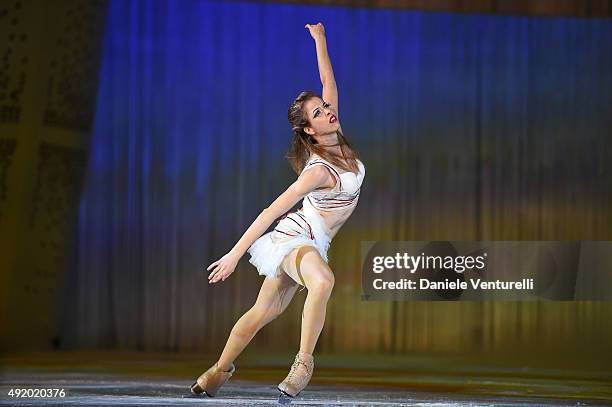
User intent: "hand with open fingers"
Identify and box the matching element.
[305,22,325,40]
[206,252,239,284]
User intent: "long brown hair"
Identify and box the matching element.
[286,90,360,175]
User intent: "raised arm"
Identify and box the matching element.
[305,22,339,117]
[206,165,332,284]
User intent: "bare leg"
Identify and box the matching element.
[216,270,299,371]
[281,246,334,355]
[275,246,332,397]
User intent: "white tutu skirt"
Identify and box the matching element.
[247,197,331,279]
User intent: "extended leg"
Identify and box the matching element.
[216,271,299,371]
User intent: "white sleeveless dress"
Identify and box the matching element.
[247,154,366,280]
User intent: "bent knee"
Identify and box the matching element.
[308,270,335,294]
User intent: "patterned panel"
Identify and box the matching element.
[0,1,26,123]
[42,0,107,131]
[30,143,86,232]
[0,138,17,220]
[27,143,86,346]
[22,144,86,348]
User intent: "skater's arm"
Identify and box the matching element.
[206,166,333,283]
[229,165,330,257]
[306,23,339,117]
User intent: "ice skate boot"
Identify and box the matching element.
[277,351,314,398]
[190,362,235,397]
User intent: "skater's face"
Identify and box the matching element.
[302,97,340,137]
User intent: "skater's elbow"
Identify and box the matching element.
[262,188,304,219]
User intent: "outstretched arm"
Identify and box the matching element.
[206,165,332,284]
[306,22,339,117]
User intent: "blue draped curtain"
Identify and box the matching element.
[63,0,612,354]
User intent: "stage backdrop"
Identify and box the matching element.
[62,0,612,362]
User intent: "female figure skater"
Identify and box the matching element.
[190,22,365,399]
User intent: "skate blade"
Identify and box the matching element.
[278,387,302,404]
[278,392,293,404]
